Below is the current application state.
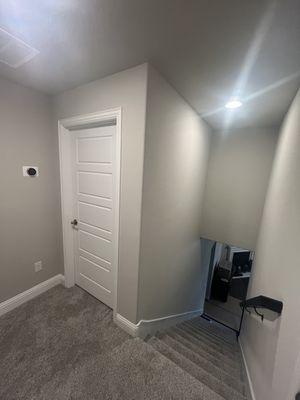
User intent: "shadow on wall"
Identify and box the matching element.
[243,312,281,384]
[240,259,282,382]
[288,352,300,399]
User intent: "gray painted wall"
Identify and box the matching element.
[201,127,278,250]
[0,78,63,302]
[138,66,211,321]
[240,90,300,400]
[54,64,148,323]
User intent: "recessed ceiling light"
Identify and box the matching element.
[225,99,243,109]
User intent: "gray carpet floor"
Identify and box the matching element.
[0,285,248,399]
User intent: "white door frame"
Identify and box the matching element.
[58,107,122,312]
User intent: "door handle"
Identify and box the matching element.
[71,219,78,227]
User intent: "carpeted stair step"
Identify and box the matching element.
[176,323,241,360]
[148,336,247,400]
[171,327,242,371]
[189,318,237,345]
[165,329,242,380]
[178,323,239,356]
[158,333,246,395]
[166,329,243,381]
[144,339,228,400]
[182,320,240,351]
[190,317,238,341]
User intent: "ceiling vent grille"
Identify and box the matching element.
[0,27,39,68]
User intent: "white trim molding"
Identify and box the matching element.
[115,308,203,338]
[114,313,140,336]
[58,108,122,315]
[0,274,65,317]
[239,338,256,400]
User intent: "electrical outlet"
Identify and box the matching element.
[34,260,43,272]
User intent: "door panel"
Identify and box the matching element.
[79,230,112,262]
[77,136,113,163]
[78,202,112,232]
[78,171,112,198]
[79,256,112,289]
[79,222,111,241]
[78,193,112,209]
[72,125,116,308]
[79,248,111,270]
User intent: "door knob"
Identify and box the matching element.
[71,219,78,226]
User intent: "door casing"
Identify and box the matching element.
[58,108,122,314]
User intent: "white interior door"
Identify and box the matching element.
[72,124,117,308]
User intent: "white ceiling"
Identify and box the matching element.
[0,0,299,130]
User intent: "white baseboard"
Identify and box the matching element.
[0,274,65,317]
[114,313,139,336]
[239,338,256,400]
[114,308,203,338]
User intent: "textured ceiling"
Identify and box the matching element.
[0,0,299,129]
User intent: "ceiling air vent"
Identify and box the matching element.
[0,27,39,68]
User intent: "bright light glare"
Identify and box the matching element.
[225,99,243,109]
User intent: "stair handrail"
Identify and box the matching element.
[240,295,283,321]
[237,295,283,337]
